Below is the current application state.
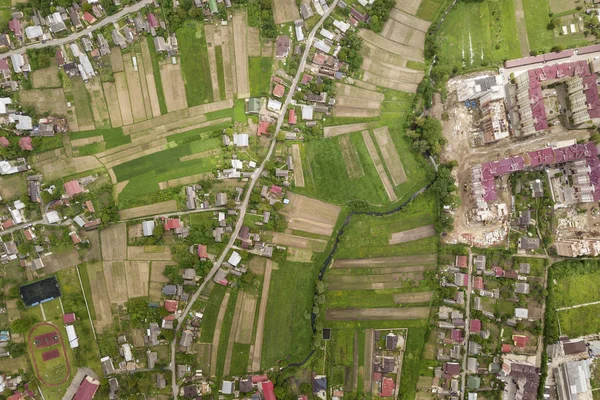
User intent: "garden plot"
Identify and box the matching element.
[71,136,103,147]
[20,89,67,115]
[118,200,178,219]
[361,41,408,67]
[132,46,154,119]
[389,225,436,244]
[127,246,172,261]
[362,130,397,202]
[219,25,235,99]
[41,250,79,273]
[339,135,365,179]
[335,83,384,101]
[333,254,437,268]
[223,294,244,376]
[86,78,110,128]
[326,307,429,321]
[102,82,123,127]
[335,96,381,110]
[123,53,147,122]
[160,63,188,112]
[205,24,222,101]
[103,261,129,304]
[327,272,425,290]
[100,223,128,261]
[31,61,61,88]
[292,144,305,187]
[86,262,113,332]
[395,0,423,15]
[35,156,103,180]
[140,39,162,117]
[329,265,431,275]
[270,232,328,251]
[114,72,134,126]
[324,123,373,138]
[233,10,250,97]
[372,126,407,185]
[126,261,150,298]
[272,0,300,23]
[281,192,341,236]
[252,259,273,371]
[210,291,230,376]
[110,47,124,72]
[235,292,257,344]
[158,172,214,189]
[150,261,172,283]
[363,58,424,82]
[333,107,380,118]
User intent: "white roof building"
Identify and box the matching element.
[267,99,283,112]
[314,39,331,53]
[233,134,249,147]
[70,43,81,58]
[0,98,12,114]
[9,208,23,224]
[515,308,529,319]
[142,220,155,236]
[25,25,43,39]
[222,381,234,395]
[231,159,243,169]
[295,25,305,41]
[333,20,350,33]
[10,54,25,73]
[0,161,20,175]
[46,210,60,224]
[74,216,85,227]
[302,105,314,120]
[228,251,242,267]
[66,325,79,348]
[320,28,334,40]
[122,343,133,362]
[9,114,33,130]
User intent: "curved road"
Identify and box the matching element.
[169,3,340,397]
[2,0,153,57]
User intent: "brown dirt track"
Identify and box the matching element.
[333,254,437,268]
[272,0,300,23]
[372,126,407,186]
[362,130,397,201]
[326,307,429,321]
[393,292,434,304]
[389,224,436,244]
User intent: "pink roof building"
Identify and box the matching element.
[502,344,512,353]
[472,276,483,290]
[85,200,95,213]
[83,12,96,24]
[18,137,32,151]
[64,180,84,198]
[288,109,297,125]
[148,13,159,28]
[270,185,282,195]
[9,19,22,36]
[63,313,76,324]
[164,218,181,231]
[380,377,395,397]
[164,300,179,312]
[197,244,208,259]
[513,335,529,348]
[257,121,269,136]
[73,376,99,400]
[470,319,481,333]
[261,380,276,400]
[272,84,285,98]
[0,136,8,147]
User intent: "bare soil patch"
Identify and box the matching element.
[281,192,341,236]
[339,135,365,179]
[127,246,172,261]
[114,72,134,126]
[83,229,101,263]
[251,259,272,371]
[335,96,381,109]
[389,224,436,244]
[210,291,230,376]
[272,0,300,23]
[128,224,143,239]
[324,123,373,138]
[235,292,258,344]
[71,136,104,147]
[110,47,124,72]
[41,250,79,273]
[372,126,407,185]
[86,262,113,332]
[362,130,397,201]
[326,307,429,321]
[393,291,433,304]
[160,63,188,112]
[126,261,150,297]
[361,42,407,67]
[103,261,129,304]
[31,60,61,88]
[389,8,431,31]
[102,82,124,127]
[150,261,172,283]
[36,156,102,180]
[158,172,214,189]
[118,200,178,219]
[100,223,127,261]
[233,10,250,97]
[270,232,327,251]
[20,89,67,115]
[333,254,437,268]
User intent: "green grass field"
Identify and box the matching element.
[326,288,433,308]
[71,127,131,151]
[215,290,239,378]
[214,45,226,100]
[199,285,227,342]
[145,37,168,115]
[436,0,521,68]
[70,77,95,128]
[522,0,588,52]
[177,21,214,106]
[249,57,273,97]
[335,191,438,258]
[261,260,320,369]
[554,270,600,308]
[558,304,600,337]
[417,0,449,22]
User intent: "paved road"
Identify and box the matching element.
[1,0,154,57]
[169,3,339,397]
[119,206,226,221]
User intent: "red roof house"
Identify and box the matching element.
[73,376,100,400]
[85,200,95,213]
[23,228,35,241]
[2,219,14,229]
[63,313,76,324]
[503,270,519,279]
[272,83,285,98]
[0,59,9,72]
[472,277,483,290]
[197,244,208,259]
[70,232,81,244]
[18,137,32,151]
[147,13,159,28]
[455,255,468,268]
[380,377,395,397]
[451,329,464,343]
[164,218,181,231]
[470,319,481,333]
[257,121,269,136]
[64,180,84,198]
[270,185,282,195]
[288,109,297,125]
[164,300,179,312]
[494,266,503,277]
[513,335,529,348]
[56,49,65,66]
[9,19,22,36]
[301,74,314,84]
[502,344,512,353]
[252,375,268,383]
[83,12,96,24]
[0,136,8,148]
[261,380,276,400]
[444,362,461,376]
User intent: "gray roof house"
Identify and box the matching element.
[215,193,227,207]
[179,330,193,350]
[162,284,177,296]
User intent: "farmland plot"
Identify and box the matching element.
[232,10,250,97]
[282,192,341,236]
[205,24,222,101]
[326,307,430,321]
[362,131,397,202]
[102,82,123,127]
[100,223,127,261]
[123,53,147,122]
[389,225,436,244]
[272,0,300,23]
[114,72,134,126]
[339,135,365,179]
[372,126,407,185]
[160,63,189,112]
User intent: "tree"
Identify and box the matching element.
[11,318,34,333]
[405,116,445,156]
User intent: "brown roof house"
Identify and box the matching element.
[276,35,290,58]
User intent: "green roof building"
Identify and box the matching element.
[246,98,261,114]
[209,0,218,14]
[467,376,481,390]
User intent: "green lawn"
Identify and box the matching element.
[234,98,247,124]
[436,0,521,68]
[335,191,439,258]
[177,21,213,106]
[261,260,320,369]
[522,0,588,52]
[249,57,273,97]
[214,45,226,100]
[145,36,168,115]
